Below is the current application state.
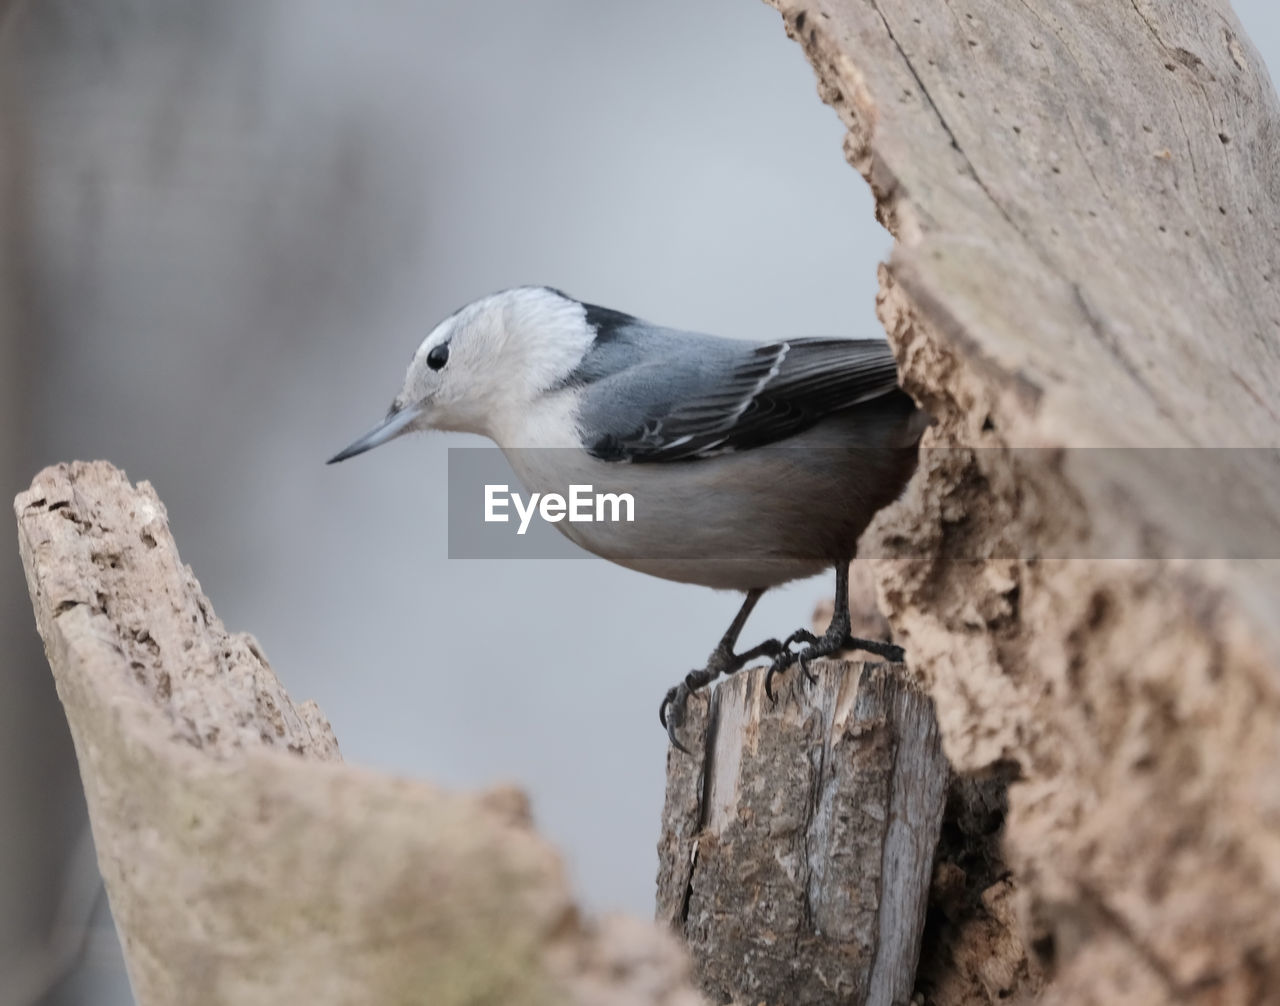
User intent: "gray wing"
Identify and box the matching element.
[568,319,908,463]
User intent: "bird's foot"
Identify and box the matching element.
[660,638,786,754]
[763,627,820,701]
[843,635,906,663]
[764,628,906,701]
[659,667,718,756]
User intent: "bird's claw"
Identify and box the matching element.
[799,650,818,685]
[764,648,822,703]
[764,649,798,703]
[764,631,905,702]
[659,681,695,755]
[764,625,823,701]
[659,628,905,751]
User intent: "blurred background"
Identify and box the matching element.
[0,2,1276,1003]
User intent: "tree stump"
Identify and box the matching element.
[658,660,950,1005]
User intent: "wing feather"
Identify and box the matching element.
[582,337,906,462]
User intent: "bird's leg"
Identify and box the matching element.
[764,562,906,701]
[660,589,783,754]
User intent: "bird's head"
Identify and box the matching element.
[328,286,596,463]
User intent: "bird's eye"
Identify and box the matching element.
[427,344,450,371]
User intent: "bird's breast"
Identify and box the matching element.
[498,427,915,590]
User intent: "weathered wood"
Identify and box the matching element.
[15,461,705,1006]
[766,0,1280,1001]
[658,659,949,1006]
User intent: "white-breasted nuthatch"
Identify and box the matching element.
[329,286,924,751]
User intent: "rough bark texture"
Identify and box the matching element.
[15,461,705,1006]
[766,0,1280,1002]
[657,660,950,1006]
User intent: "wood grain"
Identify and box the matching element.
[766,0,1280,1000]
[659,660,949,1006]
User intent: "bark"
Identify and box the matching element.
[766,0,1280,1002]
[14,461,705,1006]
[657,660,951,1005]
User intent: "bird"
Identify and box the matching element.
[327,286,926,752]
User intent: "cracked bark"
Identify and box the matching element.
[14,461,706,1006]
[657,660,951,1006]
[765,0,1280,1003]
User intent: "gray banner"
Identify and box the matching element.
[445,446,1280,560]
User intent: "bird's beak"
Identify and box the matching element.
[326,403,423,464]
